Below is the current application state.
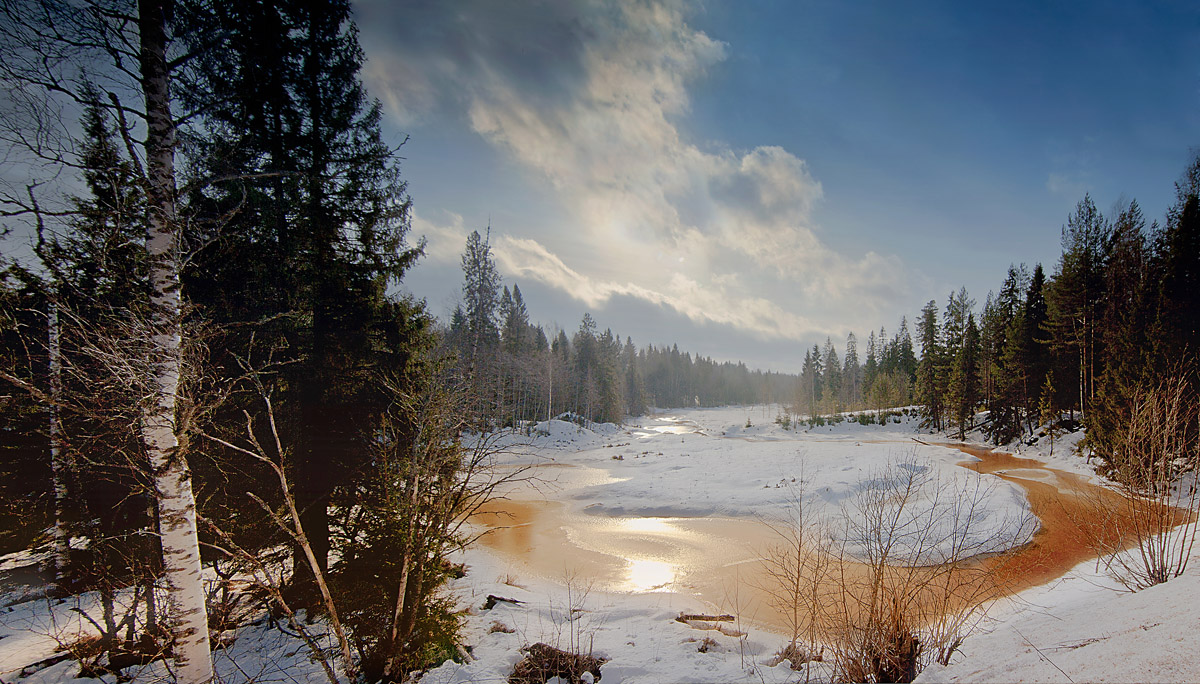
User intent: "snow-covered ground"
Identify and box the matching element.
[2,404,1197,683]
[489,406,1036,560]
[431,406,1199,683]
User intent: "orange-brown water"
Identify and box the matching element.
[472,443,1177,636]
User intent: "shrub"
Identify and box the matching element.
[761,458,1030,683]
[1075,373,1200,591]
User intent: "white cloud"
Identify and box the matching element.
[412,211,468,264]
[363,0,914,343]
[492,235,820,340]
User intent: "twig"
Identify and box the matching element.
[1014,627,1074,683]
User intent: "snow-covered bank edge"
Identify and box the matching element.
[423,544,817,684]
[4,404,1197,683]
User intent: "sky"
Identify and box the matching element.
[309,2,1193,372]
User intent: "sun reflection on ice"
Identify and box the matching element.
[617,518,675,534]
[623,558,675,592]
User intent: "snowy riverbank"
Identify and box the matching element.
[2,404,1197,683]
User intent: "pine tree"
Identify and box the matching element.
[184,0,428,629]
[878,326,891,372]
[979,292,1000,407]
[502,284,531,355]
[822,337,841,414]
[990,268,1026,443]
[947,314,981,440]
[863,330,879,392]
[1046,195,1109,416]
[915,301,945,430]
[843,332,861,408]
[942,287,974,355]
[624,336,647,416]
[573,314,599,420]
[1154,155,1200,367]
[49,85,148,312]
[596,328,625,423]
[1024,264,1050,398]
[896,318,918,384]
[800,344,823,419]
[461,229,501,367]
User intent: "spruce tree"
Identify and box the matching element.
[990,266,1031,443]
[461,230,501,367]
[502,284,531,355]
[946,313,981,440]
[915,301,945,430]
[1154,156,1200,367]
[822,337,841,414]
[863,330,879,392]
[1046,195,1109,416]
[895,317,918,384]
[624,336,647,416]
[184,0,425,612]
[843,332,861,408]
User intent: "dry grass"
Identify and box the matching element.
[759,457,1033,682]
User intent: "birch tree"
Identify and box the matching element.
[136,2,212,680]
[0,1,213,679]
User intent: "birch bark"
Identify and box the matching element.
[137,1,212,681]
[48,301,70,582]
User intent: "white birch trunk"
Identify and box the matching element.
[137,1,212,681]
[48,301,70,580]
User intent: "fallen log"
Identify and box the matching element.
[484,594,524,610]
[675,613,736,624]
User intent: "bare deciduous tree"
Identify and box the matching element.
[760,456,1034,683]
[1074,372,1199,591]
[1,1,214,679]
[196,355,526,682]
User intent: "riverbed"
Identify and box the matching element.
[471,408,1153,635]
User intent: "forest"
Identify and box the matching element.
[907,173,1200,471]
[0,0,796,680]
[0,1,1197,682]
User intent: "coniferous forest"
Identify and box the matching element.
[0,1,1197,682]
[907,174,1200,476]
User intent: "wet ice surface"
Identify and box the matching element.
[476,406,1044,606]
[440,408,1200,684]
[529,409,1030,552]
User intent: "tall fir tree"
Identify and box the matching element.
[184,0,425,610]
[1089,201,1152,460]
[947,313,981,440]
[915,301,945,430]
[1046,195,1109,416]
[843,332,861,407]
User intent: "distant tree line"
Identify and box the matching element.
[443,230,797,427]
[791,320,919,424]
[910,153,1200,473]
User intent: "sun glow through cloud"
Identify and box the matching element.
[364,0,914,346]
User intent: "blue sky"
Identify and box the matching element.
[356,0,1199,372]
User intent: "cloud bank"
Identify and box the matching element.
[361,0,913,342]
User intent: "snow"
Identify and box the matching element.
[422,547,819,684]
[948,410,1098,482]
[489,406,1036,564]
[915,545,1200,683]
[3,404,1198,683]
